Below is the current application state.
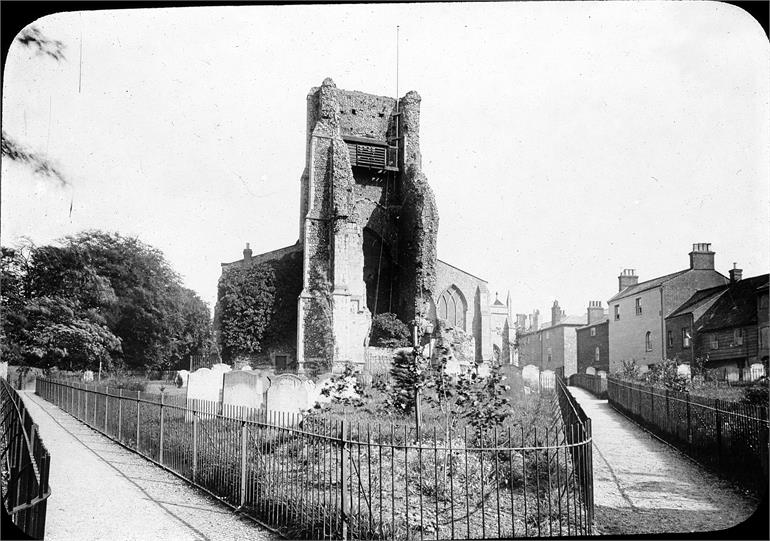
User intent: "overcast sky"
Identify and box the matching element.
[2,2,769,320]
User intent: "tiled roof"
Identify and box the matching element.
[436,259,488,284]
[540,315,587,329]
[578,316,610,329]
[221,242,301,267]
[697,274,769,332]
[607,269,690,303]
[667,285,729,319]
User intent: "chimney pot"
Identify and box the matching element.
[729,263,743,283]
[243,243,253,264]
[689,242,715,270]
[618,268,639,292]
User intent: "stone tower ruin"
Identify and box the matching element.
[297,78,438,370]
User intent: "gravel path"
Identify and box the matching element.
[568,386,760,535]
[19,391,279,541]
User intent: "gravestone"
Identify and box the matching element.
[186,365,230,420]
[677,363,691,379]
[726,367,739,382]
[597,370,607,379]
[0,361,7,381]
[82,370,94,383]
[266,374,316,425]
[586,367,596,375]
[476,362,491,378]
[522,364,540,389]
[223,370,265,412]
[749,363,765,381]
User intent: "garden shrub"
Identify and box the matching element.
[742,379,769,407]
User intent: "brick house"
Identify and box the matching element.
[606,243,728,374]
[576,301,609,374]
[666,269,769,374]
[516,300,586,377]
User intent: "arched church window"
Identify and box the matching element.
[437,286,467,331]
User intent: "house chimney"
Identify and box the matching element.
[689,243,715,270]
[729,262,743,283]
[551,300,562,326]
[531,309,540,331]
[516,313,527,330]
[618,269,638,292]
[587,300,604,325]
[243,242,253,265]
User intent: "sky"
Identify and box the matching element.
[2,2,769,321]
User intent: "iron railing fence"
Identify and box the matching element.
[1,379,51,539]
[607,377,769,494]
[568,374,607,399]
[36,378,593,539]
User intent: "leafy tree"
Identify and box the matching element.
[217,263,276,361]
[1,231,213,371]
[1,247,31,364]
[21,296,121,370]
[2,26,68,185]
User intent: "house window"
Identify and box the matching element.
[614,305,620,320]
[760,326,769,349]
[709,334,719,350]
[733,328,744,346]
[594,346,600,362]
[547,347,552,363]
[645,331,652,352]
[636,298,642,315]
[760,293,769,310]
[667,330,673,348]
[682,328,691,348]
[590,327,596,337]
[545,331,550,339]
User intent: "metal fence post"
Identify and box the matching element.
[665,389,670,436]
[760,407,769,489]
[686,392,692,450]
[105,387,109,434]
[340,420,349,540]
[715,399,722,467]
[84,385,88,424]
[192,401,198,483]
[136,391,141,451]
[118,389,123,442]
[240,408,248,507]
[159,393,165,464]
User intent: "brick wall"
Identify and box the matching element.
[577,321,609,373]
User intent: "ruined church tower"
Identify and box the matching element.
[296,78,438,370]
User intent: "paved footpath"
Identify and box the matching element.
[568,386,760,535]
[19,391,279,541]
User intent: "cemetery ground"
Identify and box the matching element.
[18,390,278,541]
[567,386,760,535]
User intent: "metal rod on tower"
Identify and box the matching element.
[396,25,400,110]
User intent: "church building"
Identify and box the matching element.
[217,78,510,372]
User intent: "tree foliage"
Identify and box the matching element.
[1,232,213,371]
[217,263,276,361]
[2,27,68,185]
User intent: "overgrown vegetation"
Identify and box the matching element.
[370,312,410,348]
[614,358,768,407]
[217,263,276,361]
